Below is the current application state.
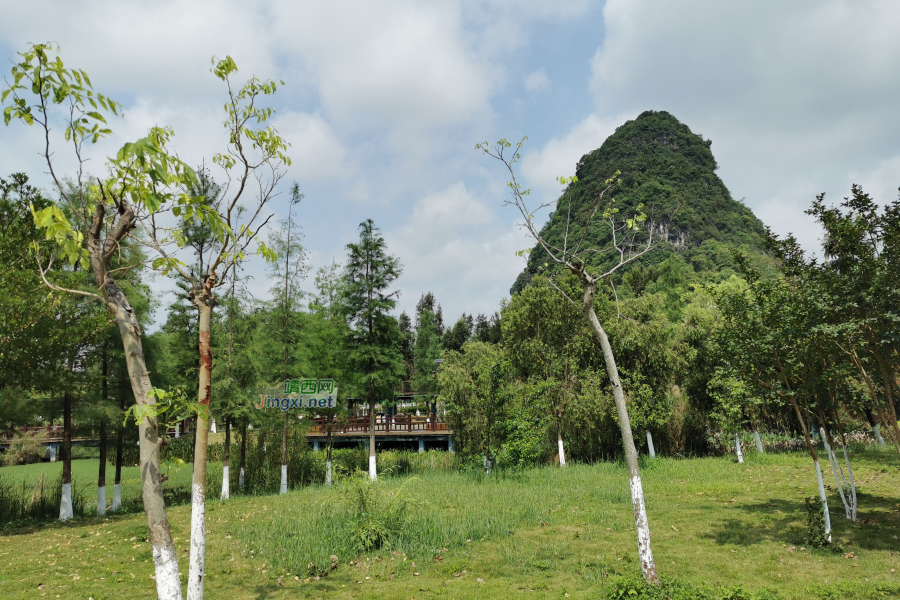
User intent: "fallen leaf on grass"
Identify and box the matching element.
[671,526,679,532]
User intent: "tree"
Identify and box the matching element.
[443,314,474,352]
[3,43,217,597]
[478,137,665,583]
[265,182,307,494]
[438,341,509,469]
[341,220,404,481]
[139,57,289,600]
[307,266,351,485]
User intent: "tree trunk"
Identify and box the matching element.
[864,408,886,447]
[98,419,107,517]
[326,415,333,486]
[557,421,567,466]
[368,397,377,481]
[786,395,831,542]
[734,432,744,464]
[872,348,900,454]
[60,389,73,522]
[582,284,658,584]
[280,411,288,494]
[110,288,183,599]
[753,430,764,454]
[820,426,851,520]
[221,418,230,500]
[113,391,124,511]
[646,431,656,459]
[98,343,108,516]
[187,302,213,600]
[239,421,247,489]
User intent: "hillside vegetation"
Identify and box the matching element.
[513,110,768,295]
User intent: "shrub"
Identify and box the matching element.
[1,430,49,465]
[343,473,417,552]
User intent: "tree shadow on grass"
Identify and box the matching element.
[700,491,900,552]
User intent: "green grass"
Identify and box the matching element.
[1,449,899,599]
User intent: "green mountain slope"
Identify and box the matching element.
[512,110,766,294]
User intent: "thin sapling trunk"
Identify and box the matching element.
[113,392,124,511]
[98,419,107,516]
[239,421,247,489]
[187,303,213,600]
[369,396,377,481]
[60,389,73,522]
[221,418,230,500]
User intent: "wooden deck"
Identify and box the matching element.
[307,415,451,437]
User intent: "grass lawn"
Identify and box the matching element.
[0,448,898,599]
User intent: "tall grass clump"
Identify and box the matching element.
[0,473,87,524]
[231,462,631,573]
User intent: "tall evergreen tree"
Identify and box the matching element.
[341,220,404,481]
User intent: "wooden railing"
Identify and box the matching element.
[308,415,448,435]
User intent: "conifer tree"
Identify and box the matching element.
[341,220,404,480]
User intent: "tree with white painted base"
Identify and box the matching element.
[478,138,669,583]
[4,43,214,597]
[341,220,404,483]
[140,58,290,600]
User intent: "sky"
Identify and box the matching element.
[2,0,899,329]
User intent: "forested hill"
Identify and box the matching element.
[511,110,767,294]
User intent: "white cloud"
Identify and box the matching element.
[274,112,348,183]
[385,182,529,319]
[520,113,629,204]
[523,68,549,92]
[587,0,900,250]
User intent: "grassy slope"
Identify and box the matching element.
[0,449,898,599]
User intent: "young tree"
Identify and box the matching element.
[309,262,351,485]
[2,43,220,597]
[271,183,306,494]
[341,220,404,481]
[140,57,289,600]
[478,138,665,583]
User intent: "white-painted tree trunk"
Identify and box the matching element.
[326,460,333,486]
[734,433,744,463]
[873,424,886,447]
[841,439,858,522]
[112,484,122,511]
[646,432,656,458]
[187,482,206,600]
[753,430,764,453]
[175,423,180,438]
[583,294,658,583]
[239,468,245,488]
[220,466,230,500]
[97,485,106,517]
[483,454,493,475]
[280,465,288,494]
[558,437,567,466]
[59,483,73,521]
[153,542,183,600]
[210,420,216,434]
[813,459,832,542]
[821,427,857,521]
[369,455,377,481]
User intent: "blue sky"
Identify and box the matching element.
[2,1,899,328]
